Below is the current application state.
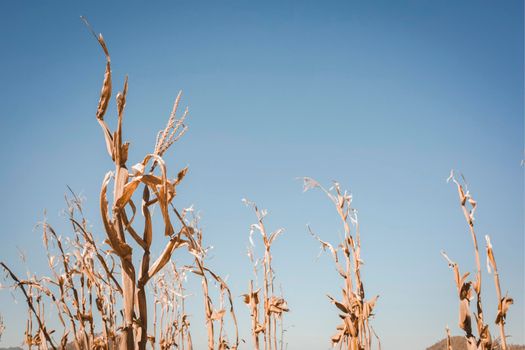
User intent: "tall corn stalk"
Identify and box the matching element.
[82,18,196,350]
[441,171,513,350]
[0,18,196,349]
[302,178,379,350]
[242,199,289,350]
[485,236,513,350]
[1,19,242,349]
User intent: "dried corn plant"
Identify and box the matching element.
[302,178,379,350]
[2,18,202,350]
[1,193,121,350]
[242,199,289,350]
[485,236,513,350]
[173,208,240,350]
[83,18,197,350]
[151,261,192,350]
[441,171,513,350]
[146,209,215,350]
[446,326,454,350]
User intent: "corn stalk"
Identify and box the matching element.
[303,178,379,350]
[242,199,289,350]
[485,235,513,350]
[1,193,121,349]
[180,210,240,350]
[83,18,191,349]
[442,171,513,350]
[151,261,193,350]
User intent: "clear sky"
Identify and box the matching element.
[0,1,523,349]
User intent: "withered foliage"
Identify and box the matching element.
[302,178,379,350]
[86,18,191,350]
[180,210,240,350]
[0,18,519,350]
[1,194,121,350]
[0,20,236,350]
[242,200,289,350]
[442,171,513,350]
[447,326,454,350]
[151,262,192,350]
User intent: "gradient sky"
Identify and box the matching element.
[0,1,523,349]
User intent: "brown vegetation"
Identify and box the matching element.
[441,172,514,350]
[0,22,520,350]
[0,20,237,350]
[302,178,379,350]
[242,200,288,350]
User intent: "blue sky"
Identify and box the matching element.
[0,1,523,349]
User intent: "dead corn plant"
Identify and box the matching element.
[1,192,121,350]
[83,18,199,350]
[242,199,289,350]
[181,209,240,350]
[2,18,203,350]
[446,326,453,350]
[1,19,243,350]
[302,178,379,350]
[441,171,513,350]
[151,261,192,350]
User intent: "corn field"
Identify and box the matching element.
[0,20,519,350]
